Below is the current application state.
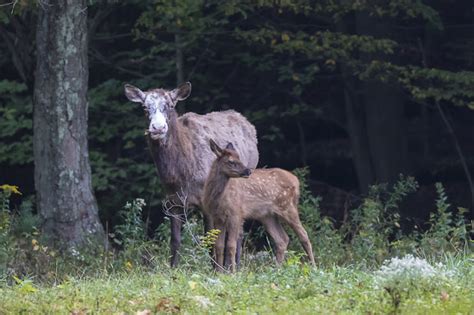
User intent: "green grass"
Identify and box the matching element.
[1,182,473,314]
[0,256,472,314]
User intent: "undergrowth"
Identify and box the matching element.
[0,175,472,313]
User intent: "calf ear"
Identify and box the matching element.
[209,139,223,157]
[225,142,235,151]
[124,84,145,103]
[171,82,191,102]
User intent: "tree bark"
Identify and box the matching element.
[356,12,407,186]
[343,84,375,194]
[34,0,104,248]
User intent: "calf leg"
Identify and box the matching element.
[225,223,241,273]
[235,228,244,270]
[285,209,315,265]
[213,221,226,272]
[261,216,290,264]
[225,225,244,270]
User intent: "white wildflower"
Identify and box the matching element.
[192,295,214,308]
[69,248,80,257]
[135,198,146,207]
[207,278,221,286]
[374,254,454,289]
[255,251,271,260]
[376,255,437,279]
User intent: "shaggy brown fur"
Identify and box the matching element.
[203,140,315,272]
[125,83,259,267]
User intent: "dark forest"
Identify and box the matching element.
[0,1,473,312]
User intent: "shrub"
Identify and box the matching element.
[419,183,471,255]
[348,175,418,266]
[293,167,346,266]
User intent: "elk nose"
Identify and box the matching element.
[151,124,167,134]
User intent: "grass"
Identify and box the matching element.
[1,180,472,314]
[0,255,472,314]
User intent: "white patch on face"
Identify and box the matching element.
[145,93,169,139]
[149,112,168,139]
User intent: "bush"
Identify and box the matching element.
[291,171,471,268]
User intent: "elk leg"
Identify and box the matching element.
[202,211,215,266]
[170,213,183,267]
[285,209,315,265]
[261,216,290,265]
[202,211,212,235]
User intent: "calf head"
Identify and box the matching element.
[209,139,251,178]
[124,82,192,140]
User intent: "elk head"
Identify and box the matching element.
[209,139,252,178]
[124,82,192,141]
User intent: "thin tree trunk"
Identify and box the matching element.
[435,101,474,214]
[296,120,307,166]
[418,33,473,212]
[175,33,185,114]
[34,0,104,248]
[175,33,184,86]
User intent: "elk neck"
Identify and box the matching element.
[204,161,231,210]
[147,109,195,185]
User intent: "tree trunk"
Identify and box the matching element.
[34,0,104,248]
[175,33,184,86]
[343,85,375,194]
[363,81,405,184]
[356,12,407,186]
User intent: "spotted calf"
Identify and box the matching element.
[203,139,315,272]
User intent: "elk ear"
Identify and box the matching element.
[225,142,235,151]
[171,82,191,102]
[124,84,145,103]
[209,139,223,157]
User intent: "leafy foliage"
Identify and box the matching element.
[0,80,32,165]
[0,0,473,270]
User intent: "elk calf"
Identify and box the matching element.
[203,139,315,272]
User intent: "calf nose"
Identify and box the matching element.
[242,168,252,177]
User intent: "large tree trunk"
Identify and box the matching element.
[354,12,407,188]
[34,0,104,248]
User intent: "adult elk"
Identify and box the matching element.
[203,139,315,272]
[124,82,259,267]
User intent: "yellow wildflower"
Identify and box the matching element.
[188,281,197,290]
[0,185,22,195]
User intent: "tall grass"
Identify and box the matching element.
[0,174,472,282]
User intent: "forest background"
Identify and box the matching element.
[1,0,473,237]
